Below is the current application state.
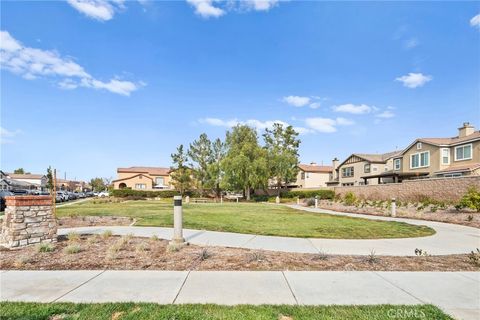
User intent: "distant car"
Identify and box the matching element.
[85,191,94,197]
[11,189,29,195]
[0,190,14,211]
[57,191,68,202]
[98,191,109,198]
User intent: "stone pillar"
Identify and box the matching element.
[170,195,185,245]
[1,196,57,248]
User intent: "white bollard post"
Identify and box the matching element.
[275,195,280,204]
[236,196,239,203]
[220,195,223,204]
[297,197,300,205]
[391,198,396,217]
[315,196,318,209]
[185,195,190,204]
[171,195,185,245]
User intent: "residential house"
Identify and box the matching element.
[336,151,402,186]
[112,167,173,190]
[395,122,480,178]
[294,162,334,188]
[55,179,91,192]
[4,173,47,190]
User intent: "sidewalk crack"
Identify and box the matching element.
[52,270,106,303]
[373,272,426,304]
[282,271,299,305]
[172,270,191,304]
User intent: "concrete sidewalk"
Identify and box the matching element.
[58,208,480,256]
[1,271,479,320]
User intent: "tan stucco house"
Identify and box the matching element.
[335,151,402,186]
[395,122,480,179]
[113,167,173,190]
[294,162,334,188]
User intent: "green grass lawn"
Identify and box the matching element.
[56,200,435,239]
[0,302,453,320]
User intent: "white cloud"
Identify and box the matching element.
[395,72,432,88]
[186,0,225,18]
[304,117,354,133]
[309,102,321,109]
[0,30,142,96]
[67,0,125,21]
[332,103,372,114]
[0,127,21,144]
[375,110,395,119]
[200,118,311,135]
[470,13,480,28]
[244,0,279,11]
[282,95,311,107]
[404,37,419,49]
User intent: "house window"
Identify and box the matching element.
[301,172,305,179]
[454,144,472,161]
[394,159,401,170]
[372,166,378,172]
[155,177,164,186]
[342,182,354,186]
[443,173,463,178]
[411,151,429,169]
[416,142,422,150]
[441,148,450,165]
[306,172,310,179]
[135,184,146,189]
[341,167,354,177]
[364,164,371,173]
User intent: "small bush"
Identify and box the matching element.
[101,230,113,239]
[150,235,159,241]
[135,242,150,253]
[304,198,316,207]
[87,235,98,245]
[414,248,429,256]
[64,244,82,254]
[251,195,269,202]
[312,250,329,261]
[285,189,335,200]
[111,189,200,199]
[197,248,212,261]
[365,250,378,264]
[458,187,480,212]
[467,214,474,222]
[36,243,54,253]
[247,251,265,263]
[343,192,357,206]
[468,248,480,266]
[67,232,80,242]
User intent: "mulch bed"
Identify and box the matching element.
[1,234,479,271]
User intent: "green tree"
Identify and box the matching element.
[14,168,25,174]
[90,177,106,192]
[46,166,54,191]
[263,123,301,196]
[206,138,226,198]
[170,144,193,196]
[188,133,213,196]
[221,125,269,200]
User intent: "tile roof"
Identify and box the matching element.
[353,150,403,163]
[434,163,480,174]
[117,166,170,175]
[298,164,333,173]
[418,131,480,146]
[7,173,45,179]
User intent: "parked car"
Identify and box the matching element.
[55,192,64,203]
[98,191,109,198]
[0,190,14,211]
[57,191,69,202]
[11,189,29,195]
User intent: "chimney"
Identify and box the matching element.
[458,122,475,138]
[332,158,339,180]
[310,161,317,166]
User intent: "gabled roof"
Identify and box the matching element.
[298,164,333,173]
[401,131,480,155]
[7,173,46,180]
[434,163,480,174]
[338,150,402,168]
[117,166,170,175]
[112,173,154,183]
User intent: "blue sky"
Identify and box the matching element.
[1,0,479,181]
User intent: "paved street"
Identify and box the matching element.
[1,271,479,320]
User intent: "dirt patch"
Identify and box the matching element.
[316,200,480,228]
[1,235,478,271]
[57,216,133,228]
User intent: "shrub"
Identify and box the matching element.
[343,192,357,206]
[458,187,480,212]
[365,250,378,264]
[414,248,429,256]
[312,250,329,261]
[305,198,316,207]
[67,232,80,242]
[111,189,200,199]
[247,251,266,263]
[197,248,212,261]
[64,244,82,254]
[467,214,474,222]
[150,235,159,241]
[123,195,146,201]
[284,189,335,200]
[251,195,269,202]
[101,230,113,239]
[36,243,54,253]
[468,248,480,266]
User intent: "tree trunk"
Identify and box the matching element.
[245,187,250,201]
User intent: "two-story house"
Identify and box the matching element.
[336,151,402,186]
[112,166,173,190]
[397,122,480,178]
[294,162,334,188]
